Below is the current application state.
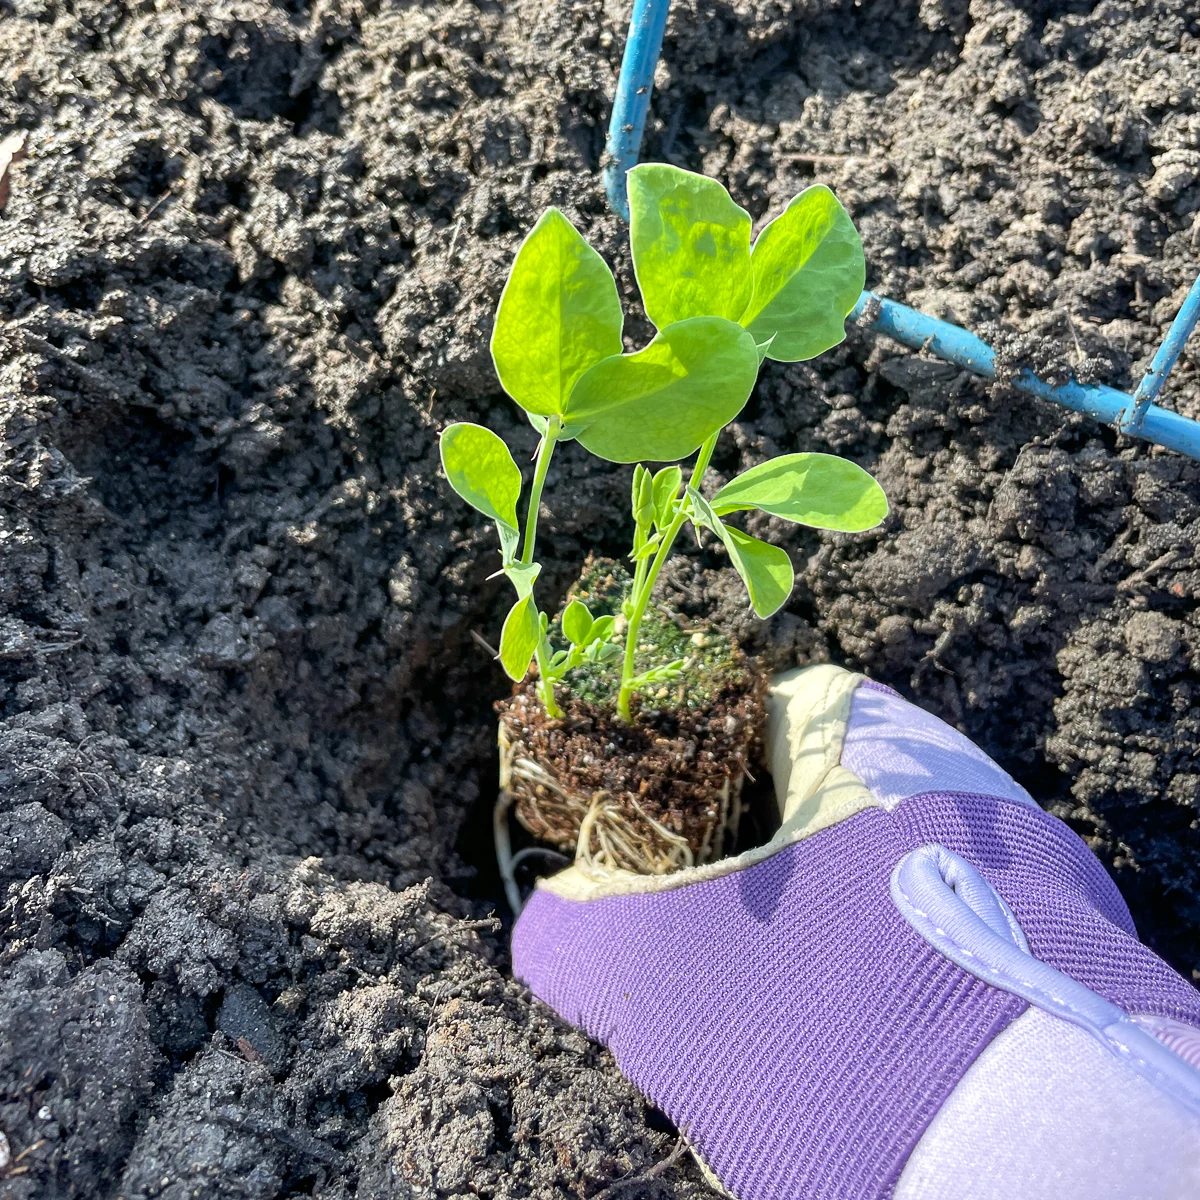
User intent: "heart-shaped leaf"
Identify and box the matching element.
[719,525,794,618]
[499,594,541,680]
[561,599,594,646]
[740,186,865,362]
[566,317,759,463]
[712,452,888,531]
[440,423,522,561]
[628,164,753,329]
[491,208,623,416]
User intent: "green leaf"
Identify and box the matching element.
[439,423,522,531]
[491,208,624,416]
[637,466,655,526]
[566,317,759,463]
[628,164,753,329]
[683,484,722,534]
[528,412,588,441]
[503,561,542,599]
[711,452,888,531]
[630,533,661,563]
[497,523,520,566]
[589,615,616,644]
[498,594,541,681]
[561,600,594,646]
[718,525,794,618]
[631,464,656,531]
[628,659,685,691]
[740,186,865,362]
[588,641,622,664]
[651,465,682,530]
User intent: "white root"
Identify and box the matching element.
[509,846,570,872]
[493,789,524,915]
[497,724,748,880]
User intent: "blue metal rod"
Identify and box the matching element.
[603,0,671,221]
[1121,273,1200,432]
[852,293,1200,460]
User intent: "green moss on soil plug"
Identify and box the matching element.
[557,556,752,713]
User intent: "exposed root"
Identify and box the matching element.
[509,846,570,872]
[575,791,695,877]
[498,725,744,877]
[493,789,523,915]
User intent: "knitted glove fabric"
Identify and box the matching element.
[511,665,1200,1200]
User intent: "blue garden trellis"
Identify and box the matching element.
[602,0,1200,460]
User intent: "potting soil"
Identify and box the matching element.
[3,1,1200,1196]
[498,557,766,872]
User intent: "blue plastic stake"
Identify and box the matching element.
[851,293,1200,460]
[603,0,671,220]
[599,0,1200,460]
[1120,273,1200,433]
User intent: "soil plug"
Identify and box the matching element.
[439,165,888,883]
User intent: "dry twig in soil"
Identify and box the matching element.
[589,1135,690,1199]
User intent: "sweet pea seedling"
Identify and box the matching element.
[440,165,888,722]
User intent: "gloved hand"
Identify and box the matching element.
[512,664,1200,1200]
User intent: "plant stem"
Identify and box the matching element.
[630,533,650,614]
[686,431,720,493]
[616,432,720,722]
[522,417,560,564]
[523,418,563,717]
[616,513,685,721]
[535,633,562,717]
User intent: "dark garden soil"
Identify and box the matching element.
[2,1,1200,1196]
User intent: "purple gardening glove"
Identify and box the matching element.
[512,665,1200,1199]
